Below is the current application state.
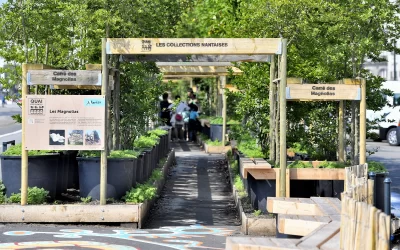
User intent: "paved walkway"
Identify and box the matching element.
[0,141,240,249]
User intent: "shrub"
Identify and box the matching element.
[8,187,49,204]
[0,181,5,195]
[287,160,313,169]
[148,169,163,184]
[230,160,239,175]
[79,150,139,158]
[367,161,387,173]
[0,194,5,204]
[81,196,92,203]
[319,161,347,169]
[253,210,262,216]
[123,183,157,204]
[134,136,157,149]
[2,144,57,156]
[147,129,168,137]
[205,139,228,146]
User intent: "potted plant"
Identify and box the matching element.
[0,144,59,199]
[134,134,158,181]
[77,150,139,200]
[367,161,388,211]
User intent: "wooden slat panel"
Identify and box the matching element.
[319,232,341,250]
[267,198,323,216]
[295,221,340,249]
[107,38,282,55]
[310,197,341,215]
[289,168,345,180]
[0,205,139,223]
[278,214,331,236]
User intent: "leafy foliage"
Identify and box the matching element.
[123,183,157,204]
[8,187,49,204]
[78,150,139,158]
[80,196,92,204]
[133,135,158,149]
[318,161,347,169]
[148,169,163,184]
[287,161,313,169]
[367,161,387,173]
[2,144,57,156]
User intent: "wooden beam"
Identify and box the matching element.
[295,221,340,249]
[267,198,324,216]
[225,237,299,250]
[248,169,277,180]
[107,38,282,55]
[85,64,102,70]
[156,62,234,67]
[51,85,101,90]
[310,197,341,216]
[240,158,272,179]
[278,214,331,236]
[159,65,242,75]
[121,54,272,62]
[289,168,345,180]
[287,78,302,84]
[0,204,139,223]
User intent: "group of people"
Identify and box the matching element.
[160,92,200,142]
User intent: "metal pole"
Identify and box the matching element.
[221,76,226,147]
[359,78,367,164]
[384,178,392,216]
[100,38,109,205]
[21,63,28,205]
[368,172,376,206]
[269,56,276,162]
[338,101,345,162]
[279,39,288,197]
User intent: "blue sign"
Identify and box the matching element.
[84,98,105,107]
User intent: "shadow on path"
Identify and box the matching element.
[145,142,239,228]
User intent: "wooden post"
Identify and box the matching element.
[214,77,218,116]
[269,56,276,162]
[100,38,108,205]
[360,78,367,164]
[113,69,121,150]
[21,63,28,205]
[221,76,227,147]
[338,101,345,162]
[279,39,288,197]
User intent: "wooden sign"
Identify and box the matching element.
[122,54,272,62]
[159,66,242,75]
[24,95,105,150]
[107,38,282,55]
[286,84,361,101]
[27,70,101,86]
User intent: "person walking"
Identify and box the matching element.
[188,103,199,142]
[159,93,171,126]
[169,95,189,141]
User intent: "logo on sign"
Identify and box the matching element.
[84,98,105,107]
[28,98,45,115]
[141,39,152,52]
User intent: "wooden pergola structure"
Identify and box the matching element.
[103,38,287,204]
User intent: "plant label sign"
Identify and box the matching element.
[27,70,101,86]
[24,95,105,150]
[286,84,361,101]
[107,38,283,55]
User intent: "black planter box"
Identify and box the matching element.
[316,180,344,199]
[374,172,389,211]
[0,154,59,199]
[77,157,135,200]
[202,125,211,138]
[248,173,276,213]
[210,124,224,141]
[290,180,317,198]
[136,154,144,183]
[132,158,138,188]
[57,151,79,197]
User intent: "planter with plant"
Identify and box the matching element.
[204,139,231,154]
[0,144,59,199]
[367,161,388,211]
[209,117,240,141]
[134,135,159,181]
[77,150,139,200]
[147,128,169,160]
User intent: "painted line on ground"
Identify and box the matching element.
[0,129,22,139]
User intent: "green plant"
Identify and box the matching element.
[367,161,387,173]
[253,210,262,217]
[0,194,5,204]
[8,187,49,204]
[205,139,228,146]
[210,116,223,124]
[134,135,157,149]
[78,150,139,158]
[148,129,168,137]
[0,181,5,195]
[287,160,313,169]
[148,169,163,183]
[158,157,167,167]
[198,133,209,141]
[237,139,265,158]
[81,196,92,204]
[123,183,157,204]
[318,161,347,169]
[2,144,57,156]
[230,160,239,175]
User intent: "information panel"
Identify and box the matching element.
[24,95,105,150]
[286,84,361,101]
[27,70,101,86]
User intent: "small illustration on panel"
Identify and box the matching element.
[49,130,65,145]
[85,130,101,145]
[68,130,84,145]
